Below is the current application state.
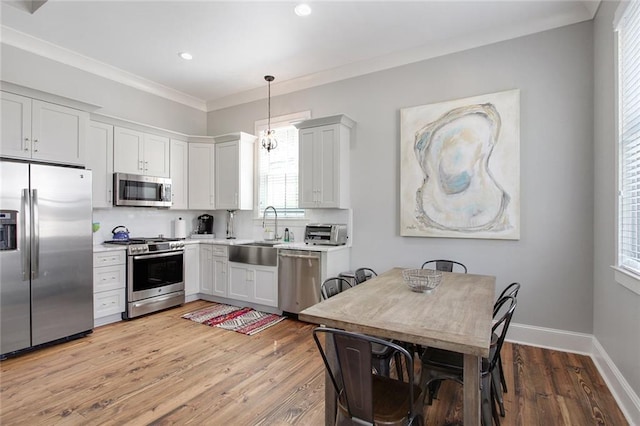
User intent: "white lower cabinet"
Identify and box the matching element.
[199,245,214,295]
[199,244,228,297]
[184,244,200,298]
[93,250,126,325]
[228,262,278,307]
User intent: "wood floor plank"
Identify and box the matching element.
[0,301,629,425]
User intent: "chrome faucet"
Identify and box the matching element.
[262,205,279,240]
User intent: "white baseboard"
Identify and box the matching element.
[506,322,593,354]
[506,322,640,425]
[592,338,640,426]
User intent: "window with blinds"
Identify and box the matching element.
[255,111,310,218]
[618,0,640,274]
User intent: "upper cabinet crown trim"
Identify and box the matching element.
[293,114,355,130]
[213,132,257,144]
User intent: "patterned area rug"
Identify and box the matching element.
[182,302,286,336]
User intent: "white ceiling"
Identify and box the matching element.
[0,1,599,112]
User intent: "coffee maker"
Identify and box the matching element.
[196,214,214,235]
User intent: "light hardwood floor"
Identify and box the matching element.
[0,300,628,425]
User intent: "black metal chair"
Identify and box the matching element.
[320,277,352,300]
[320,275,401,379]
[492,282,521,416]
[354,267,377,284]
[420,295,517,426]
[421,259,468,273]
[313,327,424,426]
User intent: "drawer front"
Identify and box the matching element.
[211,245,228,257]
[94,289,125,318]
[94,250,126,267]
[94,265,126,292]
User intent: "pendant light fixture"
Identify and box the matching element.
[262,75,277,153]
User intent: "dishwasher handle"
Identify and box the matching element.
[278,252,320,260]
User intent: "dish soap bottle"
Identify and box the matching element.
[284,228,290,242]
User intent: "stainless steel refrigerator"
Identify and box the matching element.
[0,160,93,358]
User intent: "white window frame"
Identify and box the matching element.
[254,110,311,220]
[614,0,640,295]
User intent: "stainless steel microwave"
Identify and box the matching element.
[113,173,172,207]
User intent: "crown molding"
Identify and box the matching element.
[2,0,597,113]
[1,25,207,111]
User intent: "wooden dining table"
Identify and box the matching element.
[299,267,495,426]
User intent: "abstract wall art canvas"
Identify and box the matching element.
[400,89,520,240]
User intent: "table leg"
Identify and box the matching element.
[463,353,481,425]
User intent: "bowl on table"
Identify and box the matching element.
[402,269,443,294]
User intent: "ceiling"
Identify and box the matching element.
[0,1,599,112]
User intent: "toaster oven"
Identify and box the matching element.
[304,224,348,246]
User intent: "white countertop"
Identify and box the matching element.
[94,240,350,252]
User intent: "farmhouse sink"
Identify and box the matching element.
[228,242,279,266]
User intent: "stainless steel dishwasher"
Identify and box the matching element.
[278,249,321,314]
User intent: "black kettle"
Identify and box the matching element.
[111,226,130,241]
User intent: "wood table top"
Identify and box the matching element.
[299,267,496,357]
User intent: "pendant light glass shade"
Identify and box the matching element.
[262,75,278,153]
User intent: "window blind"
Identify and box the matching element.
[256,125,304,217]
[619,0,640,273]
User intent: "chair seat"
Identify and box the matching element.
[421,347,491,374]
[338,375,423,426]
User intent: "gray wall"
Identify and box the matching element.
[1,45,206,135]
[209,22,595,334]
[593,1,640,396]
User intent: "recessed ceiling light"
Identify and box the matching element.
[178,52,193,61]
[294,3,312,17]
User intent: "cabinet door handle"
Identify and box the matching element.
[144,161,148,171]
[108,189,112,204]
[139,160,144,171]
[24,137,30,151]
[33,139,39,153]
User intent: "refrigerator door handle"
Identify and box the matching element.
[21,189,31,281]
[31,189,39,280]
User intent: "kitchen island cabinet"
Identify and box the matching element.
[295,114,354,209]
[1,91,88,166]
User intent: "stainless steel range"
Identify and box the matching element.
[104,237,185,319]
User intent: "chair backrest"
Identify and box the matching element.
[489,295,517,373]
[312,327,417,425]
[494,282,520,316]
[353,267,377,285]
[320,277,352,300]
[421,259,468,273]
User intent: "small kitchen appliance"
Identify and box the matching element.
[304,224,348,246]
[113,173,172,208]
[196,214,214,235]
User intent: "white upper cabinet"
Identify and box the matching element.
[113,126,170,177]
[170,139,188,210]
[188,141,215,210]
[87,121,114,208]
[214,132,256,210]
[1,92,88,166]
[295,114,354,208]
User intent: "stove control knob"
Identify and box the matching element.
[178,242,184,248]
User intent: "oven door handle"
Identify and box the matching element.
[133,251,183,261]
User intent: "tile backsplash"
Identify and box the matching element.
[92,207,353,246]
